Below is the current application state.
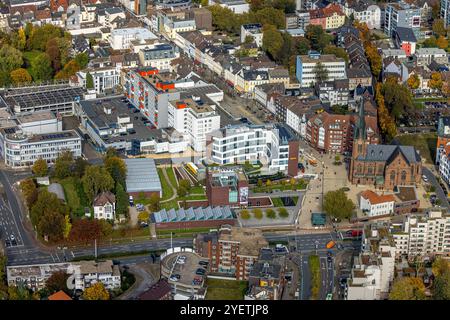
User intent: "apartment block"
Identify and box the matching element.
[296,51,346,88]
[206,123,299,176]
[384,2,421,39]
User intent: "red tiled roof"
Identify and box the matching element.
[361,190,395,205]
[48,290,72,301]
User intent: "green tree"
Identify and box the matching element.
[305,25,332,52]
[28,24,64,51]
[56,37,72,66]
[423,36,438,48]
[253,7,286,29]
[86,72,94,89]
[0,44,23,86]
[389,277,426,300]
[407,74,420,90]
[54,151,74,179]
[323,45,349,65]
[278,207,289,218]
[266,208,276,219]
[82,165,114,204]
[115,183,129,216]
[179,179,191,193]
[313,62,329,83]
[63,215,71,239]
[323,189,354,220]
[73,157,88,177]
[294,36,311,55]
[252,208,263,219]
[138,211,150,222]
[75,52,89,69]
[30,53,53,81]
[99,219,113,237]
[257,179,263,188]
[30,190,68,238]
[262,24,284,60]
[382,76,414,120]
[148,193,160,212]
[32,158,48,177]
[37,210,66,242]
[104,156,127,188]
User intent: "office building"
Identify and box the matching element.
[296,51,346,88]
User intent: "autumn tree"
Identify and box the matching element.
[69,219,102,244]
[148,193,160,212]
[252,208,263,219]
[433,19,447,37]
[54,151,74,179]
[55,60,81,80]
[436,35,449,49]
[442,82,450,97]
[45,271,69,294]
[240,209,251,219]
[10,68,32,84]
[30,190,69,235]
[0,44,23,86]
[389,277,426,300]
[82,165,114,203]
[38,210,66,242]
[82,282,109,300]
[266,208,276,219]
[46,38,62,72]
[32,158,48,177]
[323,189,354,220]
[99,219,113,237]
[432,258,450,300]
[30,53,53,81]
[278,207,289,218]
[407,74,420,90]
[305,25,333,52]
[429,72,443,91]
[138,211,150,222]
[28,24,64,51]
[323,45,349,64]
[20,178,38,208]
[423,36,438,48]
[375,82,397,140]
[383,76,414,119]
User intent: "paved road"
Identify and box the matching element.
[423,167,449,208]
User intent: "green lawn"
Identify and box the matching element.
[166,167,178,188]
[190,185,205,194]
[59,177,89,217]
[395,132,437,164]
[160,194,208,211]
[157,168,174,201]
[309,255,321,300]
[253,180,308,193]
[271,196,299,207]
[205,278,248,300]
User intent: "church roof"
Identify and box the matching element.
[357,145,421,164]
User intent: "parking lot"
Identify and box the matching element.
[162,251,208,290]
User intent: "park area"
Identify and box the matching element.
[205,278,248,300]
[394,132,437,164]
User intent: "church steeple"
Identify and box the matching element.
[354,97,366,140]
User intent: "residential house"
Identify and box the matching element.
[360,190,395,217]
[93,191,116,220]
[394,27,417,56]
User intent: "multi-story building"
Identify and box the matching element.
[0,84,85,115]
[437,116,450,165]
[209,0,249,14]
[167,96,220,152]
[138,43,179,72]
[155,0,192,11]
[296,51,347,88]
[342,1,381,30]
[6,260,121,292]
[205,168,249,207]
[392,210,450,257]
[240,24,263,47]
[309,3,346,30]
[206,123,299,176]
[77,66,120,94]
[439,142,450,186]
[384,1,421,40]
[394,27,417,56]
[207,226,268,280]
[306,101,379,154]
[235,69,270,94]
[346,224,396,300]
[360,190,395,217]
[441,0,450,27]
[0,129,81,168]
[109,28,158,50]
[315,79,349,106]
[162,14,196,39]
[415,48,448,66]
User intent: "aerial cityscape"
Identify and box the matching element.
[0,0,449,303]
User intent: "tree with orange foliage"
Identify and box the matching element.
[82,283,110,300]
[407,74,420,90]
[10,68,32,84]
[436,35,449,49]
[429,72,443,91]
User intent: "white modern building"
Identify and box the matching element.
[209,0,249,14]
[360,190,395,217]
[346,227,396,300]
[241,24,263,47]
[439,143,450,185]
[109,28,158,50]
[77,67,121,94]
[384,1,421,39]
[0,130,82,168]
[7,260,121,292]
[168,96,221,152]
[206,123,297,173]
[392,210,450,257]
[296,51,347,88]
[441,0,450,27]
[138,43,180,72]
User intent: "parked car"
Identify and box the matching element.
[195,268,206,275]
[422,175,428,182]
[199,261,209,266]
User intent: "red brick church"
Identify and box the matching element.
[349,100,422,190]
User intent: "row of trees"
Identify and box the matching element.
[0,24,88,86]
[354,21,382,78]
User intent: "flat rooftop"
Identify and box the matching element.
[17,111,56,124]
[124,158,162,194]
[1,85,84,110]
[162,251,207,290]
[79,98,172,144]
[299,54,345,64]
[219,227,268,257]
